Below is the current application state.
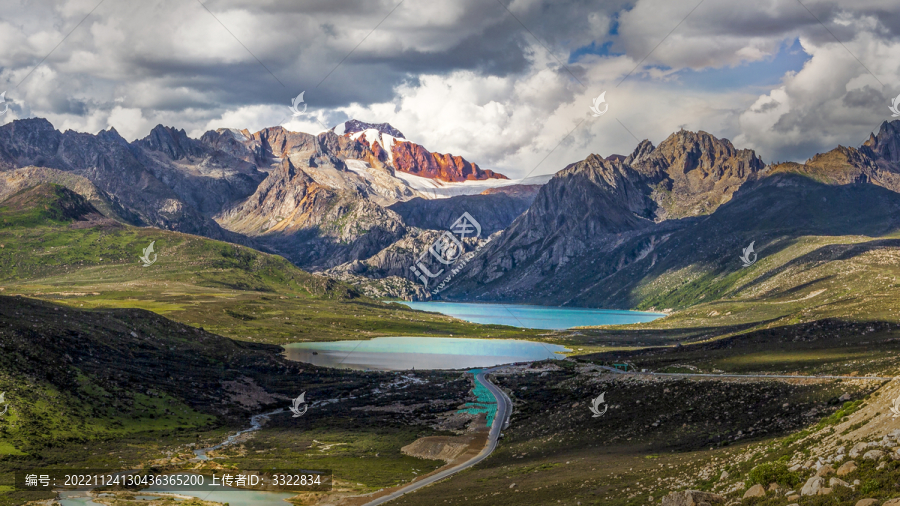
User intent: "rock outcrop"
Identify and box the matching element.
[390,140,507,182]
[743,484,766,498]
[660,490,725,506]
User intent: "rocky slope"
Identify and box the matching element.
[208,123,527,277]
[480,183,542,200]
[388,192,535,236]
[769,120,900,190]
[0,118,259,239]
[209,128,411,269]
[0,118,537,292]
[627,129,765,219]
[0,166,132,221]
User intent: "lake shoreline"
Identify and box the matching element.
[395,301,666,330]
[283,336,570,371]
[392,299,667,316]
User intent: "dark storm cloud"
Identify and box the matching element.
[843,86,885,109]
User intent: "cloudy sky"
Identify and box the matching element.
[1,0,899,178]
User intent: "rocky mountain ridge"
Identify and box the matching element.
[440,121,900,305]
[9,116,900,302]
[0,118,529,290]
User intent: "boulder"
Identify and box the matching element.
[767,482,781,492]
[864,450,885,460]
[883,499,900,506]
[837,461,858,476]
[742,484,766,499]
[856,500,880,506]
[850,442,869,458]
[829,477,850,488]
[816,464,835,476]
[719,470,729,480]
[660,490,726,506]
[800,477,825,496]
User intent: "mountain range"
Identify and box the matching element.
[442,120,900,307]
[3,116,900,304]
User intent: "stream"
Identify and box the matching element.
[193,408,284,460]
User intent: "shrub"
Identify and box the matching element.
[748,462,801,488]
[860,479,880,494]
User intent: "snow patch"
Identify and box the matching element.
[225,128,249,141]
[349,128,407,164]
[394,171,552,199]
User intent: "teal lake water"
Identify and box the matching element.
[397,301,664,330]
[284,336,568,370]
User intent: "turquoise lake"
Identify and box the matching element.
[284,336,569,370]
[398,301,665,330]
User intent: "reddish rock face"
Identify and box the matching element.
[390,141,507,182]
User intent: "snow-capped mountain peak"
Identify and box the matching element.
[334,119,406,139]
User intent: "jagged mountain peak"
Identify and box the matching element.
[11,117,55,131]
[652,129,746,162]
[863,119,900,163]
[96,126,128,146]
[219,127,252,141]
[334,119,405,139]
[135,124,204,160]
[624,139,655,165]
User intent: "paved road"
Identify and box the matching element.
[598,365,892,381]
[362,368,512,506]
[360,366,889,505]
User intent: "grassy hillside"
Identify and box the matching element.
[0,184,536,343]
[0,295,472,505]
